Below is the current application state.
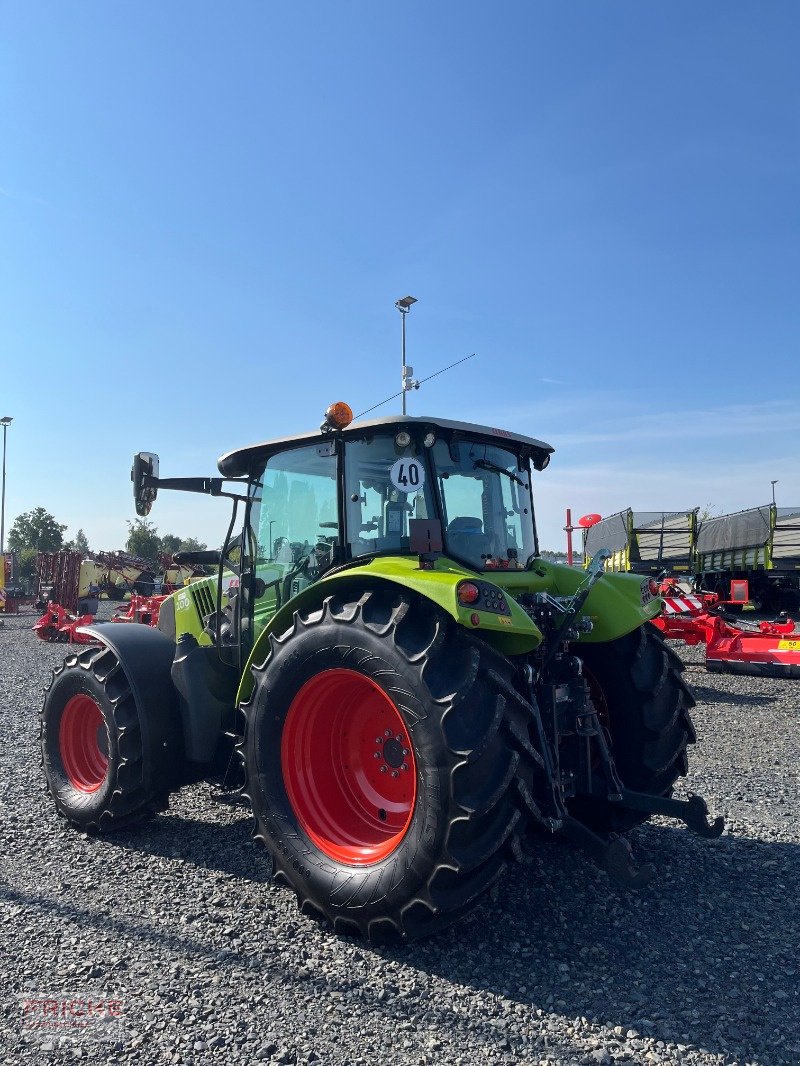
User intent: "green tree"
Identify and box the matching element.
[64,528,90,554]
[178,536,207,553]
[159,533,182,556]
[18,548,39,591]
[698,504,722,521]
[7,508,67,552]
[125,519,161,564]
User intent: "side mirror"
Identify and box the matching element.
[131,452,159,516]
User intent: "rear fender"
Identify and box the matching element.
[236,558,544,705]
[522,560,663,643]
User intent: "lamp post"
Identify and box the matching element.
[395,296,418,415]
[771,480,778,507]
[0,416,12,556]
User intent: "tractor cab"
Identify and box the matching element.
[214,407,555,651]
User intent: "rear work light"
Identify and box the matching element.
[457,582,480,606]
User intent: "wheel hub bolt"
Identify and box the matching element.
[391,770,399,779]
[373,751,381,759]
[375,737,383,745]
[385,730,392,738]
[401,763,408,772]
[380,766,388,774]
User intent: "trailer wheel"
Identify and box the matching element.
[241,587,540,940]
[41,643,181,831]
[571,624,696,833]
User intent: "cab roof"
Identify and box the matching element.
[217,414,554,478]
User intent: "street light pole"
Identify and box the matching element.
[0,416,12,556]
[395,296,418,415]
[771,480,778,507]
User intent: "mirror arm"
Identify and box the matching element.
[143,475,249,503]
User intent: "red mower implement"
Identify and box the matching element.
[652,595,800,678]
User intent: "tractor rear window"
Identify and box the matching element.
[433,439,535,571]
[344,435,434,559]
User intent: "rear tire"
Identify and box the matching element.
[241,587,540,940]
[571,625,696,833]
[41,643,182,831]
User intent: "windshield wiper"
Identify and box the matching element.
[473,458,527,488]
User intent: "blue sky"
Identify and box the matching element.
[1,3,798,553]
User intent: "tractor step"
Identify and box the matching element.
[610,789,724,838]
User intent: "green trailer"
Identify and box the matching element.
[582,509,698,575]
[694,504,800,610]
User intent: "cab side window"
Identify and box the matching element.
[249,444,339,638]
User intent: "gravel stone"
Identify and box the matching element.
[1,605,798,1064]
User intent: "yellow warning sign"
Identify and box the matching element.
[777,640,800,651]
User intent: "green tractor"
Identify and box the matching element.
[41,404,722,939]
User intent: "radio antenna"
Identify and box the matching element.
[355,353,476,420]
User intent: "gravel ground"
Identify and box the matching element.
[1,606,798,1065]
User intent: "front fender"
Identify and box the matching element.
[75,623,184,787]
[525,561,662,643]
[236,556,544,705]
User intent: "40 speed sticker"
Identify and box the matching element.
[390,458,425,494]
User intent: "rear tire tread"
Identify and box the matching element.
[241,587,541,940]
[41,644,172,832]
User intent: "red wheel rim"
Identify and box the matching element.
[281,668,417,866]
[59,694,108,792]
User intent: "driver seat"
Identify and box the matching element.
[447,516,491,561]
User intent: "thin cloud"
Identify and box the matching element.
[0,184,52,208]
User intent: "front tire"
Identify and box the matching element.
[41,643,182,831]
[241,587,540,940]
[571,625,697,833]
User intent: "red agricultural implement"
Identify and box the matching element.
[34,594,167,644]
[35,551,84,613]
[33,603,96,644]
[111,593,167,628]
[651,590,800,678]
